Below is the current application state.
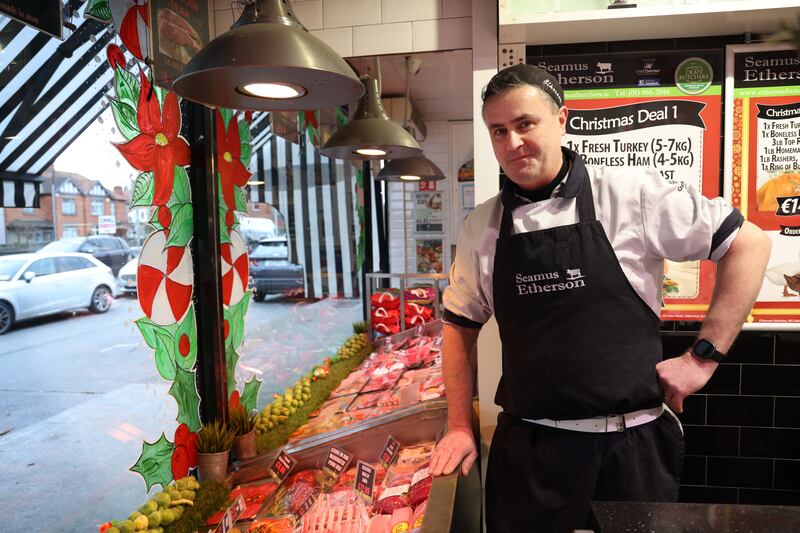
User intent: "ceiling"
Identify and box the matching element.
[348,49,473,123]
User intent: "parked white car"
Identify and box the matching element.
[117,256,138,296]
[0,252,119,335]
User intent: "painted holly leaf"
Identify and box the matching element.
[110,99,139,140]
[135,316,171,350]
[241,376,262,413]
[154,330,178,381]
[148,208,164,232]
[238,119,252,168]
[169,367,202,432]
[131,172,155,208]
[226,346,239,396]
[219,205,232,244]
[166,203,193,248]
[130,433,175,492]
[115,66,139,110]
[225,297,247,351]
[174,306,197,370]
[219,107,235,129]
[171,166,191,205]
[86,0,112,21]
[234,186,248,213]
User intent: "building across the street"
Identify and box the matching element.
[1,169,131,254]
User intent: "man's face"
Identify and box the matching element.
[484,85,568,190]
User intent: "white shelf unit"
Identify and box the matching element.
[499,1,800,45]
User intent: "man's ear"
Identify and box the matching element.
[558,105,568,135]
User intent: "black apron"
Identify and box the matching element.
[492,162,662,420]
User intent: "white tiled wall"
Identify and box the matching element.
[212,0,472,57]
[387,121,451,275]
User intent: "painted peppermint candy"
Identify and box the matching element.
[110,0,150,61]
[221,230,249,307]
[138,230,193,325]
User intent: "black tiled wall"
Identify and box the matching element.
[662,330,800,506]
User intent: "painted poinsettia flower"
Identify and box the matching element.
[120,1,149,60]
[115,70,190,206]
[216,110,252,212]
[106,44,125,70]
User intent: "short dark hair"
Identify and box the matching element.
[482,64,564,114]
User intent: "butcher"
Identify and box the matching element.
[429,64,771,532]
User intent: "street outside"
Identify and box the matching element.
[0,293,361,532]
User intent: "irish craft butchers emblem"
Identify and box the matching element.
[515,268,587,296]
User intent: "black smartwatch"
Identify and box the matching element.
[691,339,726,363]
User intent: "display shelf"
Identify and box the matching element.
[499,0,800,45]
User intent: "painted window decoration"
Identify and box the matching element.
[100,2,257,491]
[216,107,262,414]
[107,39,199,491]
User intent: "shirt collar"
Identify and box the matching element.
[501,147,588,211]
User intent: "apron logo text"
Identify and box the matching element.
[515,269,587,295]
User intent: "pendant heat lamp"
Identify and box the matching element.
[320,76,422,160]
[377,155,445,182]
[172,0,364,111]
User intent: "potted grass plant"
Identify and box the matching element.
[196,419,236,482]
[229,404,258,460]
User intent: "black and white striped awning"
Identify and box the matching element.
[0,3,115,182]
[0,172,40,207]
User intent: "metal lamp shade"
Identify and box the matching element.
[320,77,422,160]
[172,1,363,111]
[377,155,446,181]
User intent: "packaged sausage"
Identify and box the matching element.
[366,514,393,533]
[410,499,427,532]
[390,506,413,533]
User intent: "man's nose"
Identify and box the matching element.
[505,131,524,151]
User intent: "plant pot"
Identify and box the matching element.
[233,430,257,460]
[197,450,230,482]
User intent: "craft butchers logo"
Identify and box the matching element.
[675,57,713,95]
[515,268,587,296]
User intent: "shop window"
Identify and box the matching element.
[91,199,104,216]
[62,197,76,215]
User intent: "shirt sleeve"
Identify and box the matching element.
[640,169,744,262]
[442,217,492,328]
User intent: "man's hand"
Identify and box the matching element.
[656,352,717,413]
[430,427,478,477]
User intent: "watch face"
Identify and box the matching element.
[694,339,715,359]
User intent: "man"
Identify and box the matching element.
[428,64,771,532]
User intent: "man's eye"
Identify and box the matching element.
[519,121,532,129]
[493,129,506,137]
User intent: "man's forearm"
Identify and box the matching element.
[442,322,480,431]
[700,221,771,353]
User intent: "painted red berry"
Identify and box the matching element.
[225,210,235,228]
[178,334,190,356]
[230,389,241,409]
[174,423,189,447]
[106,44,125,70]
[223,319,230,339]
[158,206,172,228]
[171,445,189,480]
[185,432,198,467]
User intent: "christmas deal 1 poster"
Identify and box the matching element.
[726,44,800,325]
[530,51,723,321]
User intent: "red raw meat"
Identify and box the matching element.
[373,483,409,514]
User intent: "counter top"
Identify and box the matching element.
[592,501,800,532]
